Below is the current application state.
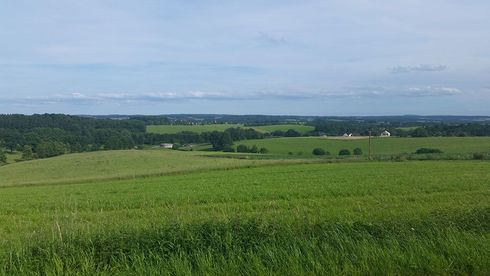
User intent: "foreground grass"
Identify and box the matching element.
[1,161,489,274]
[239,136,490,156]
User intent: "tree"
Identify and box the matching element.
[236,144,249,153]
[223,145,236,152]
[250,145,259,153]
[209,131,233,151]
[338,149,351,156]
[353,147,363,155]
[284,129,301,137]
[36,141,68,158]
[312,148,326,155]
[259,147,268,154]
[21,145,34,160]
[0,150,6,164]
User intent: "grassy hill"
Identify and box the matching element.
[146,123,314,134]
[1,161,489,274]
[238,137,490,156]
[0,149,277,187]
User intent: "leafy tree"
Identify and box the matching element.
[250,145,259,153]
[209,131,233,151]
[21,145,34,160]
[312,148,326,155]
[259,147,268,154]
[36,141,68,158]
[223,145,236,152]
[0,150,6,164]
[284,129,301,137]
[236,144,249,153]
[353,147,363,155]
[338,149,351,156]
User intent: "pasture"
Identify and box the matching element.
[0,160,489,274]
[238,136,490,156]
[0,150,278,187]
[146,123,314,134]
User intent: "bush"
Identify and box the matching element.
[0,150,6,164]
[21,145,34,160]
[36,141,68,158]
[284,129,301,137]
[223,146,236,152]
[236,145,249,153]
[172,143,181,150]
[473,152,485,160]
[259,147,268,154]
[338,149,351,156]
[415,148,443,154]
[312,148,326,155]
[353,148,363,155]
[250,145,259,153]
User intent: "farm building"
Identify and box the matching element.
[343,133,353,137]
[160,143,174,149]
[380,130,391,137]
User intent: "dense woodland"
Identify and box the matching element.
[1,114,490,162]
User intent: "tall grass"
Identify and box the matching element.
[1,161,489,274]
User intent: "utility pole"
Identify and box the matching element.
[368,130,372,160]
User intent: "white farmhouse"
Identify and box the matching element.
[380,130,391,137]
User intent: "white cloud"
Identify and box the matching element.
[391,65,447,74]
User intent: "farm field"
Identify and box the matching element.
[0,161,489,274]
[239,136,490,156]
[146,123,314,134]
[0,149,280,187]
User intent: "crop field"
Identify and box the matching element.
[146,123,314,134]
[0,150,279,187]
[238,136,490,156]
[0,160,489,274]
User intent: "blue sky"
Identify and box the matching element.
[1,0,489,115]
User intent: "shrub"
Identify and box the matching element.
[21,145,34,160]
[236,145,249,153]
[172,143,181,150]
[415,148,443,154]
[223,146,236,152]
[36,141,68,158]
[473,152,485,160]
[353,148,363,155]
[0,150,6,164]
[338,149,351,156]
[312,148,326,156]
[259,147,268,154]
[250,145,259,153]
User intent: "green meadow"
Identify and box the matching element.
[0,150,282,187]
[239,136,490,156]
[0,160,489,274]
[146,123,314,134]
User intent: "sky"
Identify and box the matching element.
[1,0,489,115]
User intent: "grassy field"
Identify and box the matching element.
[0,149,279,187]
[146,123,314,134]
[0,161,489,274]
[238,136,490,156]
